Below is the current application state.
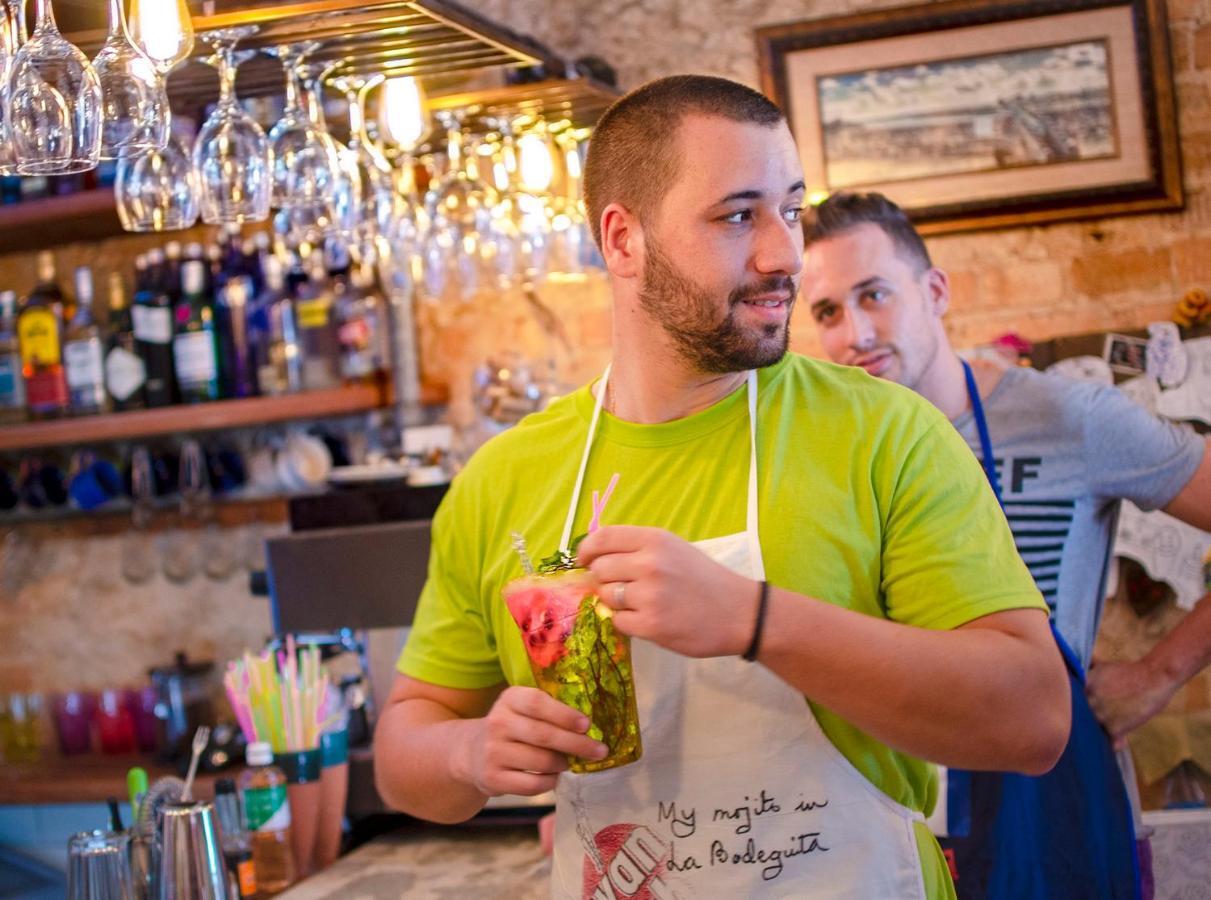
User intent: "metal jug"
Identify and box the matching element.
[156,801,229,899]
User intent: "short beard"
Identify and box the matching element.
[639,238,793,374]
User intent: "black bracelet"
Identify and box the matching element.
[741,580,770,662]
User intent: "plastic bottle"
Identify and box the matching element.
[239,742,297,894]
[214,778,257,899]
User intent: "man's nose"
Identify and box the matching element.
[754,217,804,276]
[844,308,876,350]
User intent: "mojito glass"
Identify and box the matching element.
[503,568,641,773]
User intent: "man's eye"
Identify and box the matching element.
[722,210,752,224]
[784,206,805,223]
[862,289,887,303]
[813,305,837,323]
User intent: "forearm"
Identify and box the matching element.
[757,586,1070,774]
[373,697,489,824]
[1144,590,1211,688]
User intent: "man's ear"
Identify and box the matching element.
[923,267,950,318]
[600,202,644,280]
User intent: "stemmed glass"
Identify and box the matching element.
[114,121,199,231]
[192,26,270,225]
[378,74,431,285]
[93,0,167,159]
[265,43,341,209]
[272,57,359,247]
[7,0,103,174]
[0,2,19,175]
[328,70,397,257]
[265,43,342,251]
[421,110,504,305]
[120,448,156,585]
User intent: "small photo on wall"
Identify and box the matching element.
[1103,333,1149,375]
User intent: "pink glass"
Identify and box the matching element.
[94,689,136,754]
[53,691,96,755]
[124,686,159,753]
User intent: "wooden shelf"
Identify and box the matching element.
[0,752,230,805]
[0,383,389,452]
[0,190,122,256]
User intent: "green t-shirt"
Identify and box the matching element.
[399,352,1045,899]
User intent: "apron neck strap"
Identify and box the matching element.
[962,359,1003,506]
[560,363,611,552]
[561,368,761,553]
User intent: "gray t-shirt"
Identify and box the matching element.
[952,366,1204,667]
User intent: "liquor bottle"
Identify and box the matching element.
[288,254,340,390]
[163,241,184,306]
[336,259,389,384]
[63,266,109,415]
[173,259,222,403]
[17,251,70,419]
[0,291,26,424]
[133,248,177,407]
[248,254,302,396]
[104,272,147,411]
[216,276,257,398]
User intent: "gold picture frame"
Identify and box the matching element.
[756,0,1183,234]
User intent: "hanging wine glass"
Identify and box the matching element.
[273,57,357,249]
[492,117,555,287]
[93,0,168,159]
[265,43,341,217]
[377,74,431,284]
[120,447,157,585]
[0,2,19,176]
[192,26,270,225]
[327,70,397,258]
[7,0,103,174]
[421,109,505,305]
[115,121,199,231]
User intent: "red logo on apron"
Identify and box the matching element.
[583,823,676,899]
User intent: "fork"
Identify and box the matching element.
[180,725,211,802]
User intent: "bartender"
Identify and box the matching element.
[373,76,1069,899]
[804,190,1211,896]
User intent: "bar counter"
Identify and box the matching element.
[278,822,549,900]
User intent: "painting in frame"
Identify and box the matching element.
[755,0,1183,235]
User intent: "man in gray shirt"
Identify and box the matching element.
[802,191,1211,898]
[802,193,1209,668]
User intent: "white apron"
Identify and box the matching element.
[551,366,930,899]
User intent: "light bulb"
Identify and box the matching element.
[379,76,428,153]
[517,132,554,194]
[128,0,195,72]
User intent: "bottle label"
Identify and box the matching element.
[17,308,61,366]
[236,856,258,897]
[105,346,147,401]
[296,298,330,329]
[64,339,105,390]
[243,783,292,833]
[0,354,21,406]
[132,305,173,344]
[173,331,218,387]
[25,369,69,410]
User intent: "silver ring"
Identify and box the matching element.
[613,583,626,609]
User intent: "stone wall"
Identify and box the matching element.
[3,0,1210,713]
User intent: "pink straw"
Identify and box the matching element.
[588,473,620,533]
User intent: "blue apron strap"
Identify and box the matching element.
[947,360,1005,839]
[963,359,1003,506]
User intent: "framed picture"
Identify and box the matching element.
[755,0,1183,234]
[1103,333,1149,375]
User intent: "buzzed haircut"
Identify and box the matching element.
[583,75,785,249]
[805,192,932,274]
